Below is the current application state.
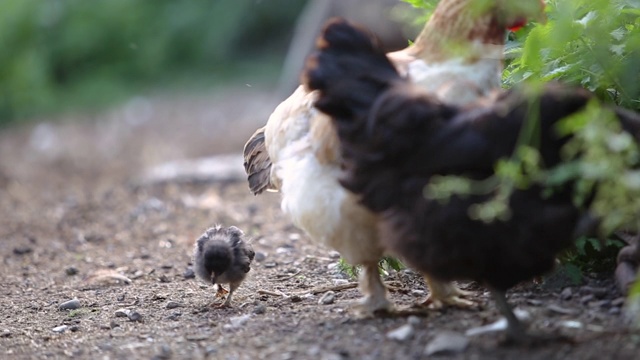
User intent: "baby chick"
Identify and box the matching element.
[193,225,255,306]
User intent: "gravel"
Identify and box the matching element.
[59,298,81,310]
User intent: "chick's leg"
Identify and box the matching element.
[355,261,393,315]
[419,275,477,309]
[222,282,240,307]
[216,284,229,298]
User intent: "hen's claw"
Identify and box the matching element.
[420,276,479,309]
[351,295,394,317]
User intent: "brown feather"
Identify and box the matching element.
[243,127,276,195]
[310,115,341,165]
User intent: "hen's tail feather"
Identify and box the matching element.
[304,18,457,212]
[243,126,275,195]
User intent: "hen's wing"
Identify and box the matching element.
[243,127,276,195]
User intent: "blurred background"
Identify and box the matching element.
[0,0,420,127]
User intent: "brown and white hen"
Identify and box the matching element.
[243,0,546,314]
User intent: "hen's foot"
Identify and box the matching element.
[419,279,478,309]
[351,295,394,317]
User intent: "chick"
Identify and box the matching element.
[193,225,255,307]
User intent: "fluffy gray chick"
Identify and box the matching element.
[193,225,255,306]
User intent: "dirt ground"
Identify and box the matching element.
[1,87,639,360]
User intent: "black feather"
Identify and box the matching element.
[304,19,640,295]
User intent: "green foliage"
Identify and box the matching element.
[402,0,440,13]
[560,236,625,273]
[421,1,640,277]
[504,0,640,111]
[401,0,440,25]
[337,257,406,279]
[0,0,307,125]
[67,308,92,318]
[626,281,640,328]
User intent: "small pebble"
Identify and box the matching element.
[526,299,544,306]
[13,246,32,255]
[387,324,414,342]
[425,332,469,356]
[153,344,172,360]
[581,286,608,299]
[332,279,349,286]
[1,329,11,338]
[182,267,195,279]
[65,267,79,276]
[165,301,181,309]
[306,345,321,357]
[408,316,421,326]
[69,326,79,332]
[99,324,111,330]
[117,294,125,302]
[328,251,341,259]
[254,252,267,262]
[290,295,303,303]
[167,312,182,321]
[110,321,120,329]
[410,289,426,296]
[59,299,81,310]
[547,304,580,316]
[288,233,301,241]
[224,314,251,329]
[318,291,336,305]
[264,262,277,268]
[52,325,68,333]
[612,297,626,307]
[128,311,142,322]
[580,294,595,304]
[276,247,291,254]
[589,300,611,309]
[609,307,621,315]
[559,320,583,329]
[560,287,573,300]
[115,308,130,318]
[253,304,267,315]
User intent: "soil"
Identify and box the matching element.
[1,87,639,360]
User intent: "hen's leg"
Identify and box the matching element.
[419,275,477,309]
[489,288,572,345]
[355,261,393,314]
[489,288,528,343]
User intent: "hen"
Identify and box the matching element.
[304,20,640,342]
[193,225,255,307]
[243,0,546,314]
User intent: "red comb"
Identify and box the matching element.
[508,17,527,32]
